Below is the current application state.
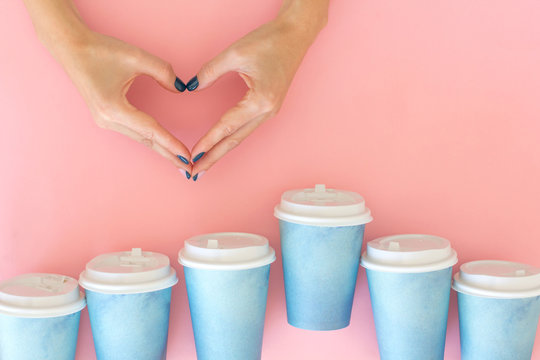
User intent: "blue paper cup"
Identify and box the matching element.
[274,184,373,330]
[0,311,81,360]
[184,265,270,360]
[85,288,172,360]
[453,260,540,360]
[79,248,178,360]
[458,293,540,360]
[0,274,86,360]
[279,221,365,330]
[361,234,458,360]
[366,267,452,359]
[179,232,276,360]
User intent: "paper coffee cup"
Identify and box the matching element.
[79,248,178,360]
[178,232,276,360]
[453,260,540,360]
[274,184,372,330]
[0,273,85,360]
[361,234,458,360]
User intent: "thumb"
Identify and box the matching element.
[195,49,241,91]
[136,50,185,93]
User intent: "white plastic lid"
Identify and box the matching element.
[274,184,373,227]
[0,274,86,318]
[79,248,178,294]
[361,234,458,273]
[178,232,276,270]
[453,260,540,299]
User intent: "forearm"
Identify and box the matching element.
[22,0,90,58]
[278,0,330,35]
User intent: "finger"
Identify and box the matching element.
[152,142,193,179]
[194,48,241,91]
[102,120,193,174]
[113,105,193,168]
[190,92,262,163]
[192,114,267,175]
[124,108,191,159]
[135,50,186,93]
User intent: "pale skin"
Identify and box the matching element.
[23,0,329,180]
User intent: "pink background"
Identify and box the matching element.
[1,0,540,359]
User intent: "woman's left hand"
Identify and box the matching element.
[188,0,329,180]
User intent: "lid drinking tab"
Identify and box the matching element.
[0,274,86,318]
[361,234,458,273]
[274,184,373,227]
[452,260,540,299]
[119,248,151,267]
[178,232,276,270]
[79,248,178,294]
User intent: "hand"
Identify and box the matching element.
[56,32,194,175]
[23,0,193,176]
[189,0,328,180]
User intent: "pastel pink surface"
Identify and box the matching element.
[1,0,540,359]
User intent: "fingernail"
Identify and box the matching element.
[193,171,205,182]
[177,155,190,165]
[174,77,186,92]
[186,76,199,91]
[179,169,191,179]
[192,152,205,163]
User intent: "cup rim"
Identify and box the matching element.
[361,249,458,273]
[453,269,540,299]
[178,248,276,271]
[0,291,86,318]
[79,268,178,295]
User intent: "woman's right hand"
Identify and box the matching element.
[23,0,194,177]
[56,31,194,176]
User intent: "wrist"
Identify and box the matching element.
[40,22,92,56]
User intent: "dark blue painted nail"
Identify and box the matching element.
[177,155,189,165]
[185,171,191,180]
[192,152,205,163]
[193,173,198,182]
[186,76,199,91]
[174,77,186,92]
